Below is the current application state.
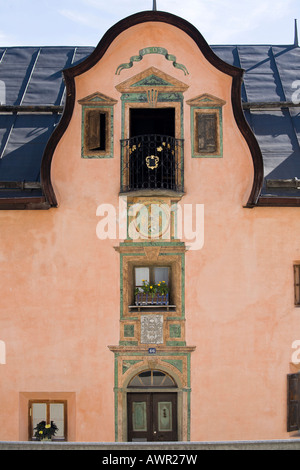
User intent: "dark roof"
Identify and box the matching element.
[214,44,300,199]
[0,44,299,203]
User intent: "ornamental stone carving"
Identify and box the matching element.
[141,315,163,344]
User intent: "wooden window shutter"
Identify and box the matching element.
[87,110,100,150]
[197,113,217,153]
[87,111,107,151]
[287,373,300,431]
[294,265,300,305]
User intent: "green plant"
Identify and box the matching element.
[34,420,58,441]
[157,280,168,295]
[141,279,151,294]
[137,280,168,297]
[134,286,140,296]
[148,284,157,298]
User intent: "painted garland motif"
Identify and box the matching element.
[116,47,189,75]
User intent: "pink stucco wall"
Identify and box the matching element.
[0,20,299,442]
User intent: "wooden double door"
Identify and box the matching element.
[127,392,177,442]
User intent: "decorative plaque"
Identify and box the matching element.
[141,315,164,344]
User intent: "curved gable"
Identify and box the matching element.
[41,10,263,208]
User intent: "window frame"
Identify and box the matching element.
[28,399,68,441]
[133,265,172,307]
[134,266,171,291]
[187,93,225,159]
[294,265,300,306]
[287,373,300,432]
[82,106,112,158]
[78,92,117,159]
[192,107,221,157]
[128,370,177,388]
[120,102,184,194]
[85,108,108,152]
[119,245,185,319]
[194,109,219,155]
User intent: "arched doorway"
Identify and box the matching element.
[127,370,178,442]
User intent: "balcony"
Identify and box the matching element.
[120,134,184,195]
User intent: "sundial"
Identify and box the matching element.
[131,201,170,239]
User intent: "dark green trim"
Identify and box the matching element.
[112,349,193,441]
[120,241,185,247]
[124,324,135,337]
[166,341,186,346]
[116,46,189,76]
[169,324,181,338]
[119,341,139,346]
[120,252,146,319]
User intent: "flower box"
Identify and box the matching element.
[135,292,169,306]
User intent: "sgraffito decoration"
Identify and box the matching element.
[116,47,189,75]
[140,315,164,344]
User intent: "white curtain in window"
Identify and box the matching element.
[135,267,150,286]
[154,267,169,284]
[50,403,64,438]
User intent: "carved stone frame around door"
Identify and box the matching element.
[108,347,195,442]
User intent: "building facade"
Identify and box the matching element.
[1,10,300,442]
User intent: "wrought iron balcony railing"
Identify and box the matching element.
[120,134,184,193]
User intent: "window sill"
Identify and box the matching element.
[30,438,67,442]
[120,188,184,198]
[129,304,176,313]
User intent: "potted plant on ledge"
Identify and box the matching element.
[135,280,169,306]
[34,420,58,441]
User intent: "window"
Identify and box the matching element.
[133,266,171,309]
[120,245,184,317]
[128,370,177,388]
[135,267,170,291]
[117,67,186,194]
[196,112,218,154]
[29,400,67,441]
[78,92,117,159]
[294,265,300,305]
[121,107,183,193]
[130,108,175,137]
[193,109,220,156]
[83,108,110,157]
[187,93,225,158]
[86,110,108,152]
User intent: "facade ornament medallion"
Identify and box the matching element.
[145,155,159,170]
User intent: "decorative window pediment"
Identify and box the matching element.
[186,93,226,108]
[78,91,118,107]
[116,67,189,95]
